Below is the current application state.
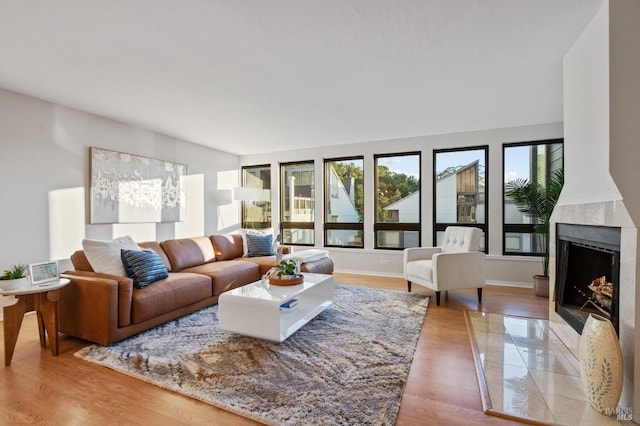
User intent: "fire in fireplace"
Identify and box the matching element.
[555,224,620,334]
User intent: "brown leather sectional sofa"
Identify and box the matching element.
[59,234,334,345]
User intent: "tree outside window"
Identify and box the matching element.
[374,153,420,249]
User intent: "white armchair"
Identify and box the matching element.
[403,226,485,306]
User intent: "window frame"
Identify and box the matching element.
[433,145,489,253]
[240,164,272,229]
[279,160,315,246]
[502,139,564,256]
[323,156,365,248]
[373,151,421,250]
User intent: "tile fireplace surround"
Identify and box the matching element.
[550,200,637,415]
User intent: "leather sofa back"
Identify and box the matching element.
[211,234,244,260]
[161,236,216,272]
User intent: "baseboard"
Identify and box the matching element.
[333,269,404,279]
[488,280,533,288]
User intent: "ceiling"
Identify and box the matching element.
[0,0,602,155]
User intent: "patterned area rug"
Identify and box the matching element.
[75,285,429,425]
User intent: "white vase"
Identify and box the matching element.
[579,313,623,415]
[0,276,28,290]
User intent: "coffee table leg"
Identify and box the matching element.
[3,297,29,366]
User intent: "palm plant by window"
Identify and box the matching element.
[504,169,564,278]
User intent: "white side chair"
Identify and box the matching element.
[403,226,485,306]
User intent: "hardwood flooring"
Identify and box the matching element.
[0,274,548,425]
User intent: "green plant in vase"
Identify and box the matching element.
[1,264,27,280]
[0,264,28,290]
[275,259,298,277]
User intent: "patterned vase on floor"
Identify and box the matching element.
[579,313,623,415]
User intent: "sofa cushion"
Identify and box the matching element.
[183,261,260,296]
[121,249,169,289]
[82,235,140,276]
[138,241,173,272]
[236,256,278,276]
[246,232,276,257]
[160,237,216,272]
[131,272,212,324]
[210,234,244,261]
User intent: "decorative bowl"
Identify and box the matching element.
[269,274,304,286]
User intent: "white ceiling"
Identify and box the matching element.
[0,0,602,155]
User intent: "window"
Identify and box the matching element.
[503,139,563,255]
[434,146,488,251]
[324,157,364,248]
[240,165,271,229]
[374,152,420,249]
[280,161,314,245]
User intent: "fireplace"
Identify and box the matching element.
[555,223,620,334]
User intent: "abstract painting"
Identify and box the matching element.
[90,147,187,223]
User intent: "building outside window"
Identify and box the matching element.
[434,146,487,251]
[280,161,314,245]
[503,139,563,255]
[240,165,271,229]
[374,152,420,249]
[324,157,364,248]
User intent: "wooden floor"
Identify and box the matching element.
[0,274,548,425]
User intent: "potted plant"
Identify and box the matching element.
[504,169,564,297]
[275,259,299,278]
[0,264,28,290]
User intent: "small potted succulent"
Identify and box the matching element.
[0,264,28,290]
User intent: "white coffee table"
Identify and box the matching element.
[218,273,334,342]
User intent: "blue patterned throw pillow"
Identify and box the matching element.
[246,232,275,257]
[121,249,169,289]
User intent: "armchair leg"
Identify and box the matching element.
[477,288,483,304]
[407,281,412,292]
[435,291,441,306]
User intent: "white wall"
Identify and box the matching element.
[0,88,240,268]
[240,122,563,284]
[560,0,621,206]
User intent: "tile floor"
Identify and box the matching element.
[467,311,626,425]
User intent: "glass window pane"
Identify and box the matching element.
[282,228,314,245]
[376,230,419,249]
[375,155,420,224]
[504,143,563,225]
[325,159,363,223]
[241,165,271,228]
[435,149,486,225]
[326,229,363,247]
[504,232,544,254]
[281,162,314,245]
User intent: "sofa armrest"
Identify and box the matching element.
[431,252,486,291]
[61,271,134,333]
[403,247,441,263]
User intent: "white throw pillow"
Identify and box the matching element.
[82,235,140,276]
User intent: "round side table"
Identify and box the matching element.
[0,278,70,366]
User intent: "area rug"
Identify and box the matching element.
[75,285,429,425]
